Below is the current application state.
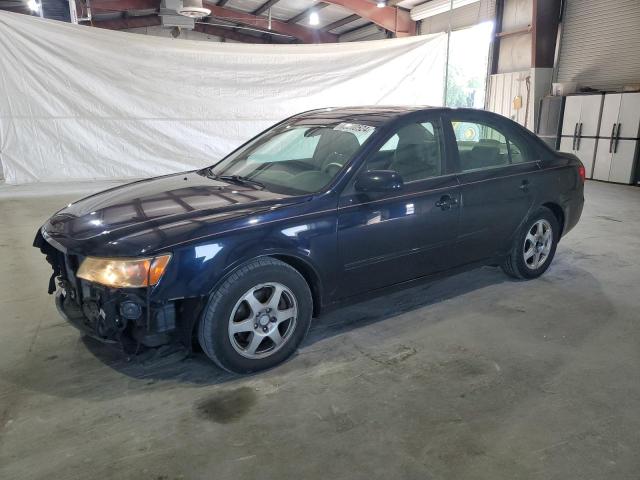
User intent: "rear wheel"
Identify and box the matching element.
[502,207,559,280]
[198,257,312,374]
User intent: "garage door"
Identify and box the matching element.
[556,0,640,90]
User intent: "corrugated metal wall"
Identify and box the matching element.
[339,24,386,42]
[556,0,640,89]
[419,0,495,34]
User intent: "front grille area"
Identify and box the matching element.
[34,229,177,351]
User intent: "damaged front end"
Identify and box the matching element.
[34,229,188,354]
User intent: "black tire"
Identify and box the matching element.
[198,257,313,374]
[502,206,560,280]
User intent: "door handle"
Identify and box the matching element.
[519,179,530,192]
[572,122,578,150]
[609,123,617,153]
[435,195,458,211]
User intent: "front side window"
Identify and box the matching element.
[452,119,530,172]
[366,121,443,183]
[207,121,377,195]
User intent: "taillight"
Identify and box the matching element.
[578,164,586,182]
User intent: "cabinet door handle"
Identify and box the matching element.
[609,123,617,153]
[572,122,579,150]
[614,123,622,154]
[576,122,583,150]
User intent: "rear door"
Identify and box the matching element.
[445,112,541,266]
[336,114,460,298]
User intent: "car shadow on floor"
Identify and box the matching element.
[81,266,510,386]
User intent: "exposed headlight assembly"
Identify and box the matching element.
[77,255,172,288]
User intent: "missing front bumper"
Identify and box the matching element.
[54,279,176,350]
[36,229,183,352]
[55,288,119,344]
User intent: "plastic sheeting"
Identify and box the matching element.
[0,11,447,184]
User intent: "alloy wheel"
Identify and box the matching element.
[523,219,553,270]
[227,282,298,359]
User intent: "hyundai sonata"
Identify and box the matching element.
[34,107,584,373]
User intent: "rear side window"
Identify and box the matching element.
[452,120,531,172]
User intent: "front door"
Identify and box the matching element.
[336,116,460,299]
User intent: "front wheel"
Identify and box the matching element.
[198,257,313,374]
[502,207,560,280]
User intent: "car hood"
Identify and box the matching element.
[41,171,304,256]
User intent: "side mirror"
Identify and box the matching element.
[354,170,404,193]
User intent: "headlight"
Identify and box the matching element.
[76,255,172,288]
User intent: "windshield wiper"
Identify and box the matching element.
[216,174,265,190]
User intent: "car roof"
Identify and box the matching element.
[289,106,524,133]
[291,106,449,127]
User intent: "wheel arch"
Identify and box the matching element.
[270,254,323,317]
[542,202,565,236]
[203,252,323,320]
[187,252,323,351]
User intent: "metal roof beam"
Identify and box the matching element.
[204,1,337,42]
[252,0,281,16]
[87,0,337,42]
[321,0,415,36]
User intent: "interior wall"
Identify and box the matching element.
[501,0,531,30]
[485,0,558,131]
[496,33,531,73]
[494,0,533,74]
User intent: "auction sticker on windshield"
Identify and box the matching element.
[334,123,375,135]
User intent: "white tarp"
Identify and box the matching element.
[0,11,447,184]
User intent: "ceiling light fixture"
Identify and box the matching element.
[177,0,211,19]
[309,10,319,25]
[27,0,40,12]
[376,0,387,7]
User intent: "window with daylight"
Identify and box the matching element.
[445,22,494,109]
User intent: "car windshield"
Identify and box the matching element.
[204,120,378,195]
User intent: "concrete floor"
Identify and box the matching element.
[1,180,639,480]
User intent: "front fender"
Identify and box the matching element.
[151,209,338,305]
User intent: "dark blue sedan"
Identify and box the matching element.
[34,106,585,373]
